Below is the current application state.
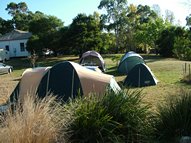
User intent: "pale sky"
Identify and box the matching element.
[0,0,190,26]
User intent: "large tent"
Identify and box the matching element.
[123,63,158,87]
[10,61,120,103]
[118,51,145,74]
[79,51,106,72]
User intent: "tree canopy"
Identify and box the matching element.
[1,1,191,60]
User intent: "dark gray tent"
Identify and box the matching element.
[10,61,120,103]
[79,51,106,72]
[37,62,83,101]
[124,63,158,87]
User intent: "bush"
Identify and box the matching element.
[173,37,191,61]
[0,94,62,143]
[61,90,153,143]
[0,90,154,143]
[154,90,191,142]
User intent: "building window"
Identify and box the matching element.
[20,43,25,52]
[5,45,9,51]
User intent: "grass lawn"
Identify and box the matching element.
[1,54,191,109]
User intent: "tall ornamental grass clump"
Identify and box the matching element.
[0,94,63,143]
[61,90,153,143]
[154,90,191,142]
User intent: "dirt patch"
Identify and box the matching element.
[0,74,20,104]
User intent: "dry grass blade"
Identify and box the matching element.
[0,94,62,143]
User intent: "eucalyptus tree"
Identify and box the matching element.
[5,2,30,30]
[98,0,129,53]
[127,4,164,53]
[6,2,28,16]
[164,9,175,24]
[186,14,191,30]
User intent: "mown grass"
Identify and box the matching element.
[2,54,191,110]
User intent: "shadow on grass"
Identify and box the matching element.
[5,58,31,71]
[103,54,121,59]
[4,56,79,71]
[141,54,164,63]
[106,66,124,77]
[37,57,79,67]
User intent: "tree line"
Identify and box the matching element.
[1,0,191,60]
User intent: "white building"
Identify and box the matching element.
[0,29,32,58]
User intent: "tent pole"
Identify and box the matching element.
[138,68,140,87]
[71,69,74,98]
[46,70,50,94]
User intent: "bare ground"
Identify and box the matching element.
[0,73,20,104]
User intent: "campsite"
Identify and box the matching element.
[2,0,191,142]
[1,54,191,109]
[0,53,191,142]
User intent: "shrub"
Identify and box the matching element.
[61,90,153,143]
[0,94,63,143]
[173,37,191,61]
[154,90,191,142]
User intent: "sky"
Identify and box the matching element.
[0,0,190,26]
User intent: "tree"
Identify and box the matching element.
[152,4,161,17]
[164,9,175,24]
[98,0,128,53]
[126,4,163,53]
[28,14,63,55]
[135,17,165,53]
[6,2,28,16]
[186,14,191,29]
[173,27,191,60]
[156,26,176,57]
[26,35,43,55]
[5,2,29,30]
[61,13,102,56]
[100,32,116,53]
[0,17,14,35]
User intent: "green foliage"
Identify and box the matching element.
[156,26,191,59]
[154,91,191,142]
[0,18,14,35]
[61,13,102,56]
[62,90,153,143]
[26,35,44,54]
[28,14,63,55]
[156,26,176,57]
[173,36,191,61]
[6,2,28,16]
[5,2,30,30]
[98,0,129,53]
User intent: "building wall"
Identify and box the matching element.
[0,39,30,57]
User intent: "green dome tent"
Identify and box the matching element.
[118,51,145,74]
[123,63,158,87]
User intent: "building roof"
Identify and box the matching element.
[0,29,32,41]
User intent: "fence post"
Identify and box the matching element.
[189,64,190,81]
[185,63,187,75]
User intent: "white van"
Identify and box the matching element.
[0,49,10,62]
